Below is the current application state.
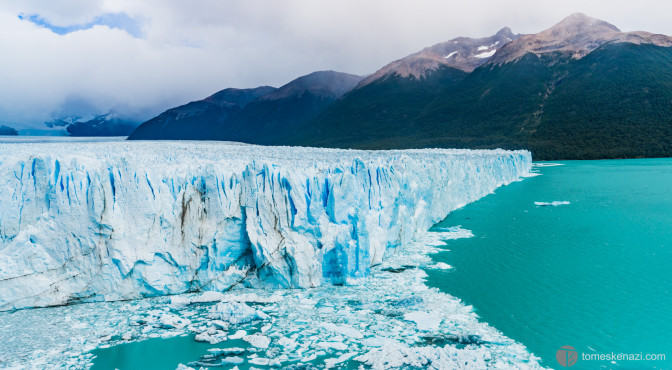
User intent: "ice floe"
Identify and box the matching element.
[209,301,269,324]
[243,334,271,349]
[430,262,453,270]
[533,162,565,167]
[534,201,570,206]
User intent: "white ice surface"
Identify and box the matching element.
[0,142,531,310]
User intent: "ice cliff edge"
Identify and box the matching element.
[0,142,531,310]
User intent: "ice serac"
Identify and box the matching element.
[0,142,531,310]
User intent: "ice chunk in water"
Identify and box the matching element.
[535,201,570,206]
[243,334,271,349]
[209,302,268,324]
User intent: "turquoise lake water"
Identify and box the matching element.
[90,334,223,370]
[428,159,672,369]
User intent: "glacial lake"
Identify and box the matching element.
[428,159,672,369]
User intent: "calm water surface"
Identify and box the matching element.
[428,159,672,369]
[90,334,221,370]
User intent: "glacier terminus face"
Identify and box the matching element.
[0,141,531,311]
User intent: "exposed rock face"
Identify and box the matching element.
[65,114,139,137]
[358,27,519,86]
[489,13,672,64]
[127,86,276,140]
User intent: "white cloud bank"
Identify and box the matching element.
[1,0,671,125]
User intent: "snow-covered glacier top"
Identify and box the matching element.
[0,141,531,311]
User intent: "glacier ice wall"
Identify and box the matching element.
[0,142,531,310]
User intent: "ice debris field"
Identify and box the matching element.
[0,141,541,368]
[0,228,545,369]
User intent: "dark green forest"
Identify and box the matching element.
[290,43,672,160]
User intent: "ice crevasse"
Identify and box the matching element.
[0,142,531,310]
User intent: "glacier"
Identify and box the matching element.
[0,141,531,311]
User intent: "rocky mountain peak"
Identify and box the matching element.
[204,86,276,108]
[358,28,520,87]
[495,27,515,38]
[261,71,363,101]
[552,13,621,34]
[488,13,672,65]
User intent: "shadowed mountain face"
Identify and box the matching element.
[128,86,276,140]
[129,71,362,142]
[41,114,140,137]
[214,71,363,144]
[65,114,140,137]
[0,125,18,136]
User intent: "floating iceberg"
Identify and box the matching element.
[243,334,271,349]
[209,301,268,324]
[534,201,570,206]
[532,162,564,167]
[430,262,453,270]
[0,142,531,310]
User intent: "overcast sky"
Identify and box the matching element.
[1,0,671,126]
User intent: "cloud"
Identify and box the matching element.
[1,0,671,127]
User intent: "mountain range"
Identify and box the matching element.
[0,114,140,137]
[128,71,363,143]
[129,13,672,160]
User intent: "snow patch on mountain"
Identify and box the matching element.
[475,49,497,58]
